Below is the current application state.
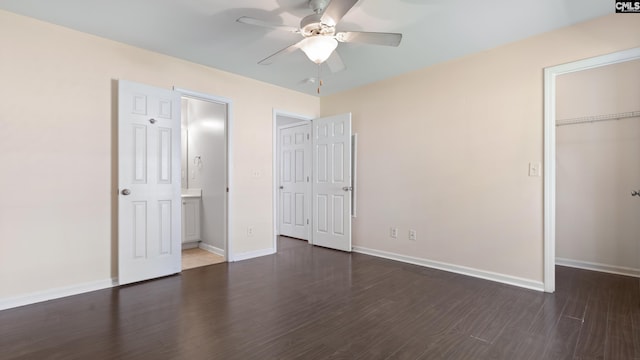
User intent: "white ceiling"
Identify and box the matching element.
[0,0,612,96]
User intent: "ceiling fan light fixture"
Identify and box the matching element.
[300,36,338,64]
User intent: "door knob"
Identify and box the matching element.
[632,190,640,197]
[149,118,156,124]
[121,189,131,196]
[342,186,353,192]
[279,186,284,189]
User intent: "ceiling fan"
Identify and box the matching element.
[236,0,403,70]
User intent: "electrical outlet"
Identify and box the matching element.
[247,227,254,237]
[409,229,417,241]
[390,227,398,239]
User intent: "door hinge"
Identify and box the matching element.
[226,187,229,193]
[307,219,309,225]
[307,133,310,140]
[307,176,309,182]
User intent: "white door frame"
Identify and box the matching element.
[543,47,640,293]
[175,87,234,261]
[272,109,313,253]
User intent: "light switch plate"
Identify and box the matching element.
[529,162,541,177]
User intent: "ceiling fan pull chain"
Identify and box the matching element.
[317,63,323,94]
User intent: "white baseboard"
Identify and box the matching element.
[353,246,544,292]
[199,243,225,257]
[232,247,275,262]
[0,278,115,312]
[182,241,199,250]
[556,257,640,278]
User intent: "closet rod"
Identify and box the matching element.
[556,110,640,127]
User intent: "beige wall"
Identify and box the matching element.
[2,8,639,303]
[321,15,640,284]
[0,10,319,299]
[556,59,640,270]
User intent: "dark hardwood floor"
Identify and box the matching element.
[1,237,639,359]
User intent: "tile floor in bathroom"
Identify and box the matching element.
[181,248,225,270]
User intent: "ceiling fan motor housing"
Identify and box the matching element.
[300,13,335,37]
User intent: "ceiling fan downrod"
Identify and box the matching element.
[308,0,330,14]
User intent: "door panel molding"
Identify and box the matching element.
[272,110,313,251]
[279,123,312,240]
[312,113,352,252]
[118,80,181,285]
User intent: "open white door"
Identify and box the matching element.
[312,113,352,252]
[118,80,181,285]
[279,123,312,240]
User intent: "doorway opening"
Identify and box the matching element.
[543,47,640,293]
[178,89,231,270]
[272,111,355,254]
[272,110,313,253]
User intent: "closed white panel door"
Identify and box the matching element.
[118,80,181,285]
[312,114,352,252]
[279,123,311,240]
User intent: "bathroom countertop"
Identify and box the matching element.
[181,188,202,198]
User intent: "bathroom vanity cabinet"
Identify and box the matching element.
[182,197,201,243]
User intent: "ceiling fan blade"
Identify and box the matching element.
[336,31,402,47]
[236,16,300,33]
[326,50,346,73]
[320,0,359,26]
[258,40,304,65]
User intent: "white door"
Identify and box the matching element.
[279,123,311,240]
[312,113,352,252]
[118,80,181,285]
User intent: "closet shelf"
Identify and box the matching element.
[556,110,640,127]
